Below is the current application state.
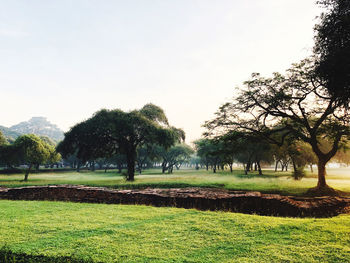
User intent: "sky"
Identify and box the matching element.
[0,0,322,143]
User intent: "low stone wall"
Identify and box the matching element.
[0,185,349,217]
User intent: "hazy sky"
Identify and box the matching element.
[0,0,321,142]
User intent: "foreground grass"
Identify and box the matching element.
[0,200,349,262]
[1,167,350,196]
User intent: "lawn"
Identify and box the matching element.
[1,167,350,196]
[0,200,349,263]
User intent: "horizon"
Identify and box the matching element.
[0,0,322,142]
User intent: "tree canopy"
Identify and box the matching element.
[314,0,350,103]
[205,59,350,194]
[14,134,60,181]
[57,105,179,181]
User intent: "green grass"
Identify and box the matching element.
[1,167,350,196]
[0,200,349,262]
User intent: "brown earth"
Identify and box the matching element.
[0,185,349,218]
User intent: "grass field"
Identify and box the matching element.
[0,200,349,263]
[1,167,350,196]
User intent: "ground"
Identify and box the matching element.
[0,200,349,263]
[0,167,349,262]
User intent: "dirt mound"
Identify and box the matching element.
[0,185,349,217]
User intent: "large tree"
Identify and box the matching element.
[205,60,350,194]
[58,105,177,181]
[314,0,350,103]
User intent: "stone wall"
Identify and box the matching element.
[0,185,349,217]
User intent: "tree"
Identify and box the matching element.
[57,117,111,172]
[14,134,60,181]
[58,105,177,181]
[0,144,18,169]
[271,134,317,175]
[271,142,291,172]
[0,131,7,146]
[189,154,201,170]
[332,142,350,165]
[194,138,219,172]
[136,145,156,174]
[155,144,194,173]
[205,60,350,194]
[314,0,350,103]
[285,141,317,180]
[139,103,169,126]
[218,131,273,175]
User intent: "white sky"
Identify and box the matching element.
[0,0,322,143]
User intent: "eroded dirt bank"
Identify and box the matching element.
[0,185,349,217]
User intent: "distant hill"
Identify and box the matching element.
[0,125,22,143]
[10,117,64,142]
[0,117,64,143]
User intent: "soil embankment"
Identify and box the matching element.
[0,185,349,217]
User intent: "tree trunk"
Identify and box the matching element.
[229,163,233,173]
[274,161,278,172]
[310,164,314,173]
[257,161,262,175]
[126,149,136,181]
[317,160,327,188]
[24,164,32,181]
[245,160,250,174]
[291,158,297,173]
[162,161,167,173]
[168,166,173,174]
[137,163,142,174]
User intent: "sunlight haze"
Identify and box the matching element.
[0,0,321,142]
